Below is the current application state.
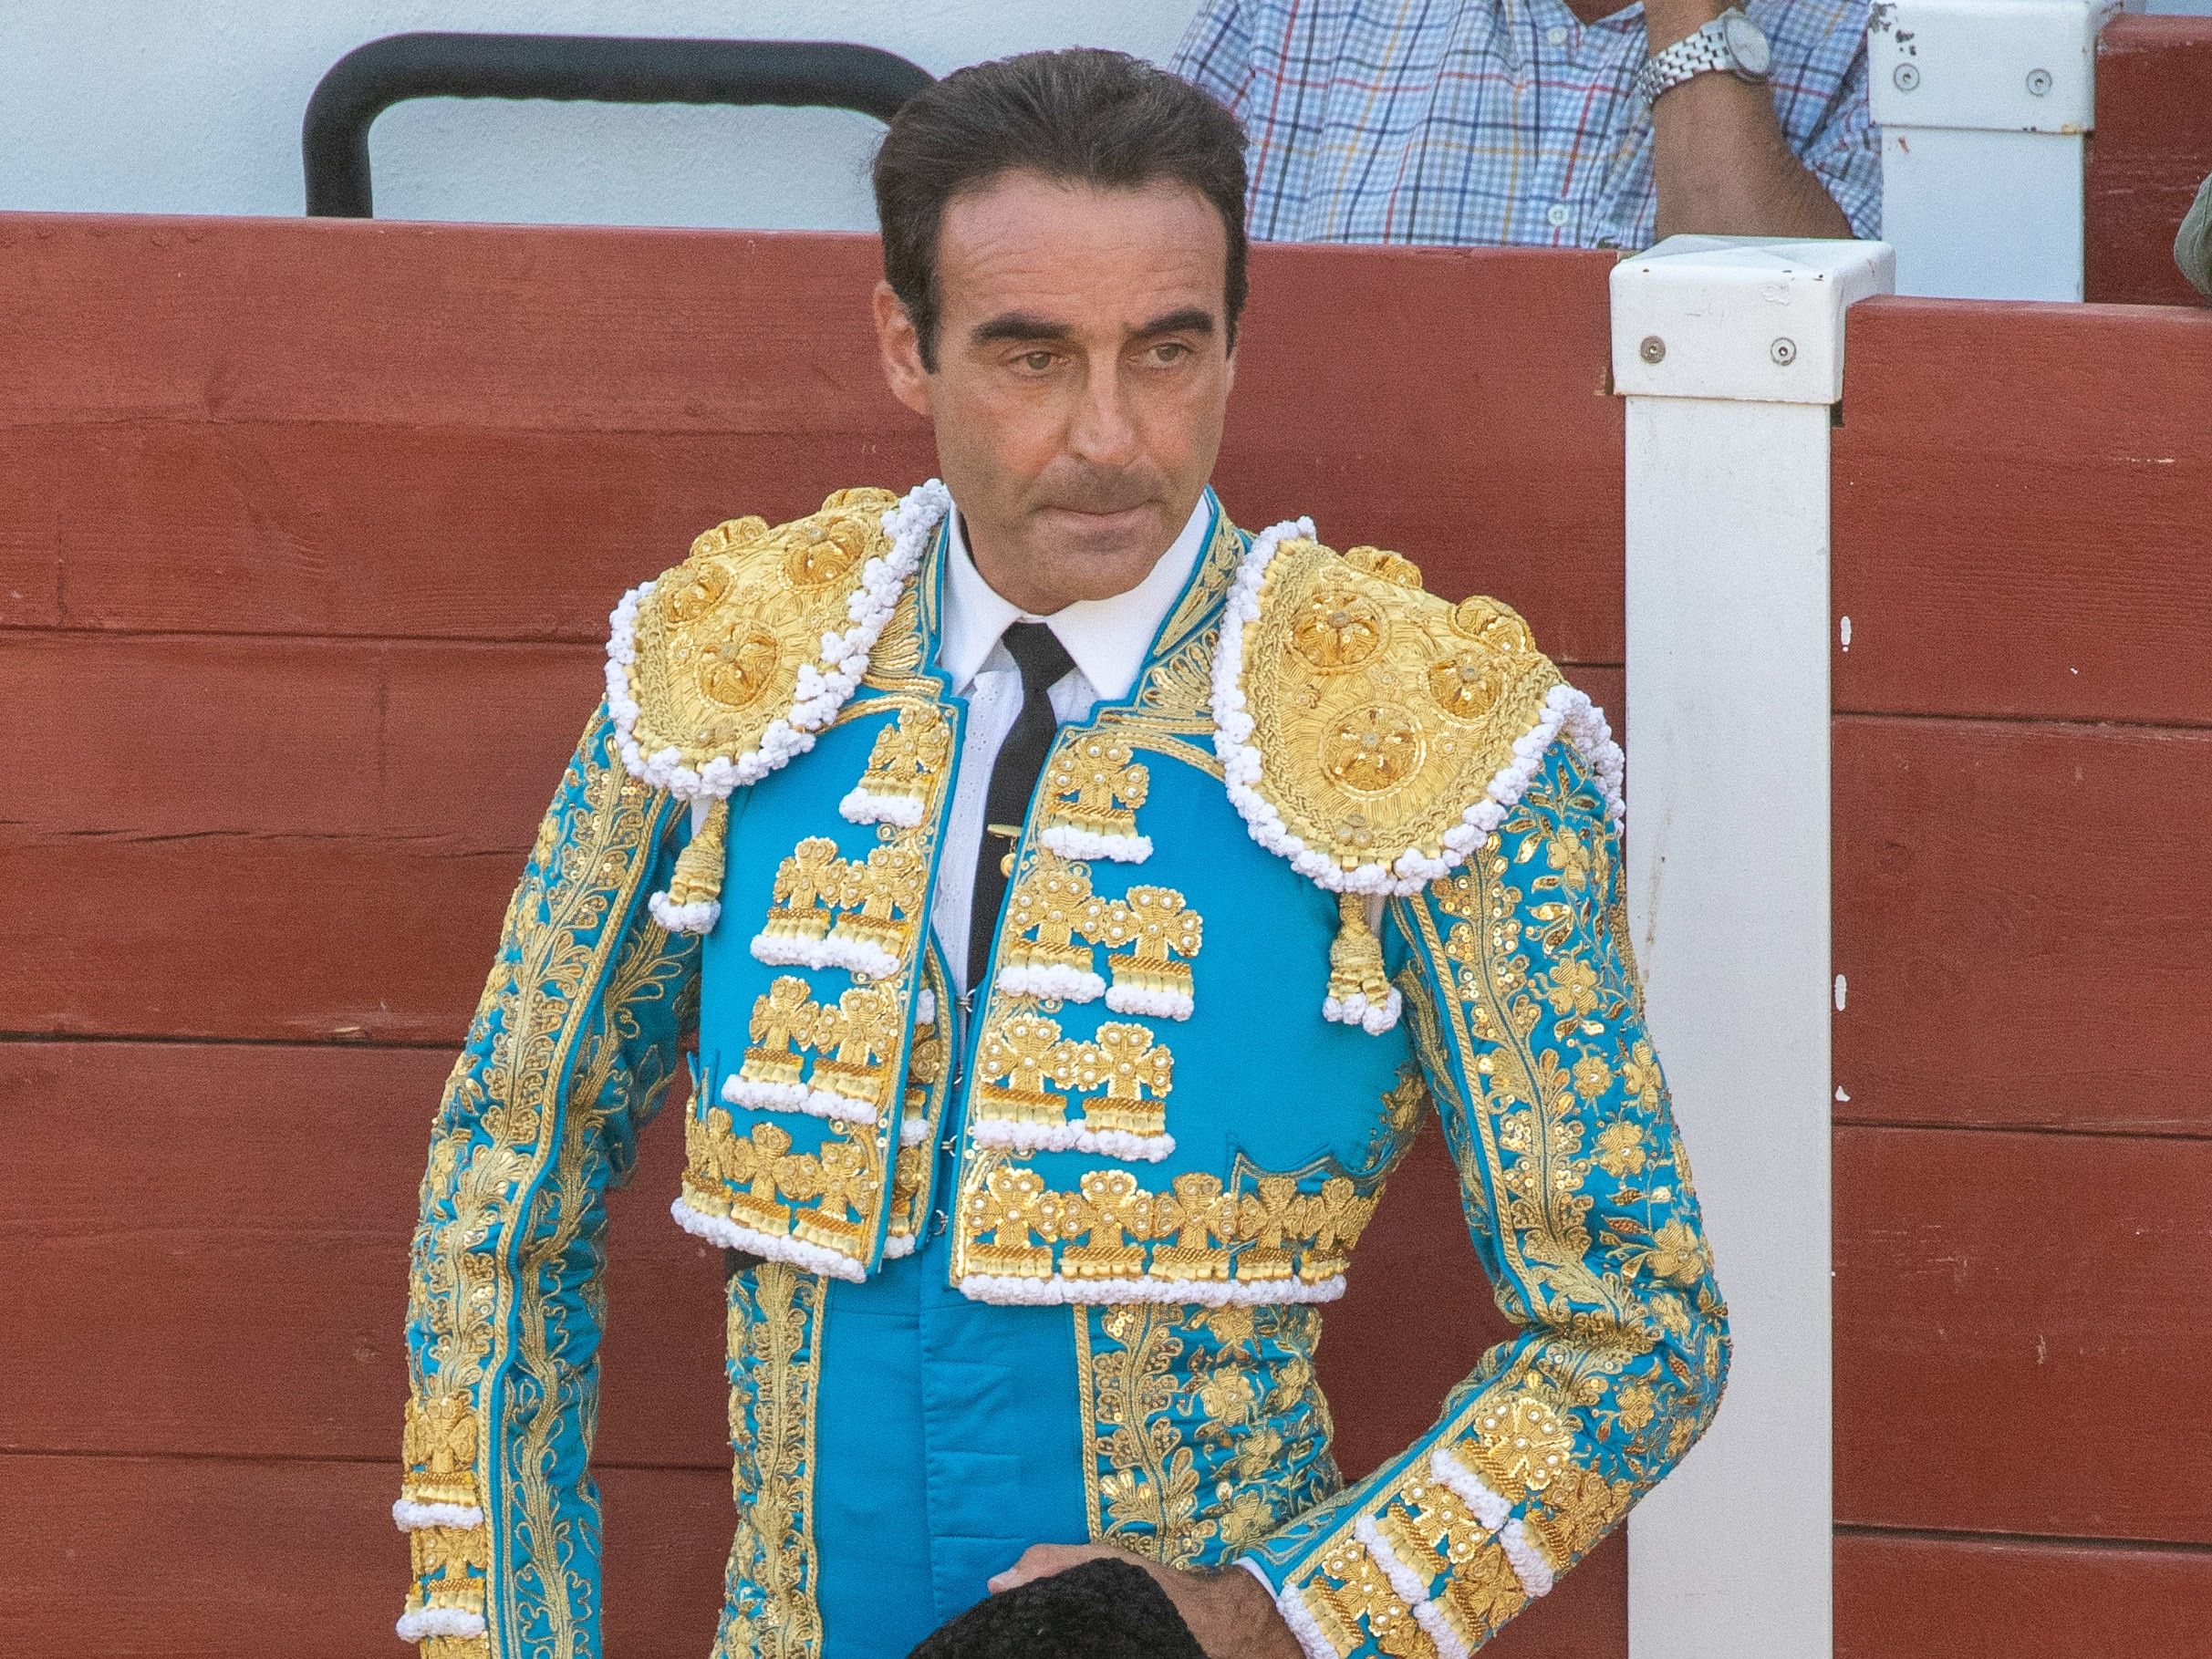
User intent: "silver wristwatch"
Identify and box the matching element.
[1634,7,1773,104]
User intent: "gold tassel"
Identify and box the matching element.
[1326,891,1390,1003]
[655,797,730,932]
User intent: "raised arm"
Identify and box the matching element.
[1646,0,1862,241]
[1240,738,1730,1657]
[395,700,700,1655]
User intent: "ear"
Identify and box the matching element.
[872,282,933,420]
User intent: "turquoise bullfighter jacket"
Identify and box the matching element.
[397,482,1729,1659]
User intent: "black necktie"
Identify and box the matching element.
[970,621,1075,994]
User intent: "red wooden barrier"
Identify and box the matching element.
[2087,16,2212,306]
[0,215,1626,1658]
[1830,293,2212,1647]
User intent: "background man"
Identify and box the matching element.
[397,47,1727,1659]
[1173,0,1877,247]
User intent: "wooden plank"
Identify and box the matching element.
[1832,296,2212,726]
[0,422,893,641]
[1833,715,2212,1138]
[0,829,513,1042]
[2087,16,2212,308]
[1837,1530,2212,1659]
[1833,1125,2212,1543]
[0,218,900,433]
[0,632,597,839]
[0,217,1622,655]
[0,1453,731,1659]
[0,1042,729,1469]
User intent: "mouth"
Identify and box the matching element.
[1042,503,1154,533]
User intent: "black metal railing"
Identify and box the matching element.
[303,32,934,217]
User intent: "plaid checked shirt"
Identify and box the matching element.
[1171,0,1880,249]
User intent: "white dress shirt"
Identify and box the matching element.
[930,493,1213,995]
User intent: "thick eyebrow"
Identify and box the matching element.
[969,306,1220,349]
[971,311,1075,347]
[1131,306,1217,340]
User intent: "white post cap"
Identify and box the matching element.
[1610,235,1896,405]
[1867,0,2124,133]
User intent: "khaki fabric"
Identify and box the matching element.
[2177,171,2212,302]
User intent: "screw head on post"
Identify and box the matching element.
[1892,62,1919,92]
[2025,67,2053,97]
[1639,335,1667,365]
[1770,337,1798,366]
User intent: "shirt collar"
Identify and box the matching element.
[937,490,1214,701]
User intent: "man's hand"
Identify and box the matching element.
[989,1543,1303,1659]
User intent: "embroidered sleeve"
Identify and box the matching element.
[1237,740,1730,1658]
[396,700,700,1657]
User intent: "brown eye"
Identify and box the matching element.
[1018,351,1055,372]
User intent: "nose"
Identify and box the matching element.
[1065,359,1141,470]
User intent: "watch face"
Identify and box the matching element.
[1723,12,1773,77]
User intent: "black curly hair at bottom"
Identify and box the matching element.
[905,1555,1210,1659]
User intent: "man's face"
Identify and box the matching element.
[873,170,1235,616]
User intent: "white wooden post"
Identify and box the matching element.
[1868,0,2129,299]
[1610,234,1895,1659]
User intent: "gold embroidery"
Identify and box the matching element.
[1094,510,1242,774]
[1519,1461,1635,1573]
[1324,892,1395,1013]
[757,838,929,968]
[1098,886,1203,1008]
[954,1159,1380,1288]
[830,843,928,962]
[625,491,898,772]
[1062,1023,1174,1138]
[976,1010,1081,1126]
[760,838,846,949]
[740,976,820,1091]
[806,982,902,1112]
[848,702,953,813]
[1303,1537,1438,1659]
[715,700,950,1266]
[1372,1478,1496,1589]
[970,1010,1177,1141]
[717,1261,825,1659]
[887,953,952,1245]
[400,1392,480,1509]
[1461,1388,1577,1504]
[1086,1306,1214,1564]
[1041,733,1150,841]
[1432,1540,1529,1650]
[666,796,732,913]
[684,1108,885,1253]
[1000,857,1116,981]
[1235,534,1563,873]
[404,708,687,1659]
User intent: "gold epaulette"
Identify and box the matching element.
[605,483,945,803]
[1214,521,1622,1031]
[1215,521,1619,898]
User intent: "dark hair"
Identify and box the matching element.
[872,48,1249,370]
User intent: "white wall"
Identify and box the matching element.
[0,3,1196,230]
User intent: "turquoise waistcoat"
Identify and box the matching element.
[678,494,1418,1299]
